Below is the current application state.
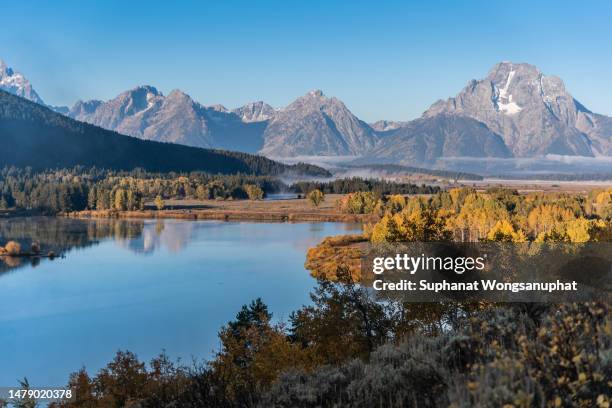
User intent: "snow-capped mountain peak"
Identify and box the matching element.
[0,59,45,105]
[422,61,601,157]
[232,101,275,122]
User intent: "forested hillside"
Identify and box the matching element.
[0,90,329,176]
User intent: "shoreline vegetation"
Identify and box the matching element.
[0,240,57,259]
[39,187,610,407]
[36,277,609,407]
[305,187,612,281]
[1,168,611,406]
[60,194,376,223]
[0,167,439,225]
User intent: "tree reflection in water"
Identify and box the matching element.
[0,217,153,274]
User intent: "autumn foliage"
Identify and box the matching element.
[47,187,611,407]
[365,188,612,244]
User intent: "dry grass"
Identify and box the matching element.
[65,195,377,223]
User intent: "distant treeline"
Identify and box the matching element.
[0,167,286,213]
[0,168,442,214]
[341,164,484,180]
[291,177,440,195]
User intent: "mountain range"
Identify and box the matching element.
[0,89,329,177]
[1,59,611,168]
[67,86,271,153]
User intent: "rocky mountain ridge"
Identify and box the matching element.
[0,88,329,177]
[259,90,378,157]
[1,58,610,166]
[422,62,605,157]
[68,86,270,153]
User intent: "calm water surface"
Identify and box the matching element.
[0,218,360,386]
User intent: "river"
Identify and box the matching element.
[0,217,361,387]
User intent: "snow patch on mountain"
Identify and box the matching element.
[495,69,522,115]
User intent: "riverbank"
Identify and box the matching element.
[305,233,367,280]
[62,194,376,223]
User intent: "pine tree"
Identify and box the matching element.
[87,185,97,210]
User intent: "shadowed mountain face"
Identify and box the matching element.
[578,113,612,156]
[0,90,329,176]
[422,62,608,157]
[365,115,511,166]
[260,90,378,157]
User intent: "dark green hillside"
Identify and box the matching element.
[0,90,329,177]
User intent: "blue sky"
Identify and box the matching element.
[1,0,611,121]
